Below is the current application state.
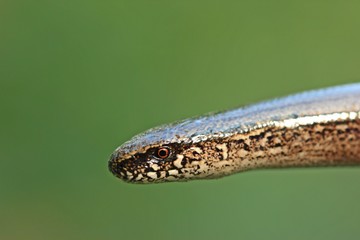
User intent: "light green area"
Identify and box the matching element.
[1,1,360,239]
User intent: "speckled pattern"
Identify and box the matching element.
[109,84,360,183]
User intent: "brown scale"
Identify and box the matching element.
[162,119,359,182]
[196,119,360,180]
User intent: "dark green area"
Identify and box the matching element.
[1,1,360,239]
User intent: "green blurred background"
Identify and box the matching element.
[1,1,360,239]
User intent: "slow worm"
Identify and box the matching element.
[109,83,360,183]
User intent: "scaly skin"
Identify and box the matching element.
[109,84,360,183]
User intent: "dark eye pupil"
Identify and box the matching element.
[157,148,169,158]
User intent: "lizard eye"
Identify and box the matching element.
[156,147,170,159]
